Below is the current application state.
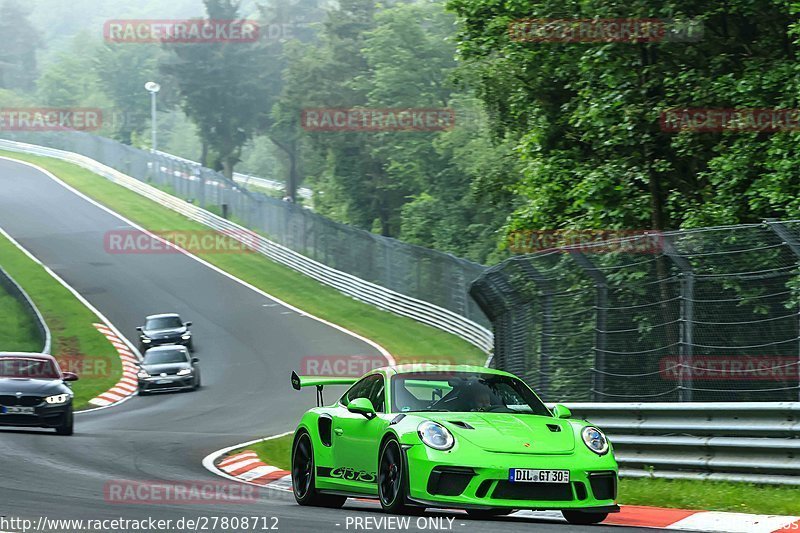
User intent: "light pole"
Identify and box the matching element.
[144,82,161,152]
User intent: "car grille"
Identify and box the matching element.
[427,467,475,496]
[0,395,43,407]
[0,415,40,425]
[492,481,574,501]
[589,472,617,500]
[145,379,192,389]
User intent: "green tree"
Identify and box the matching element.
[36,33,107,110]
[0,0,43,91]
[94,44,164,144]
[162,0,273,178]
[446,0,800,236]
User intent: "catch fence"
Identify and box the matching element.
[471,224,800,402]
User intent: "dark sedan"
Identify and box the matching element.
[0,353,78,435]
[136,313,193,352]
[136,346,200,394]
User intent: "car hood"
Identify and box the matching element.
[423,412,576,455]
[143,327,187,339]
[141,362,191,374]
[0,378,67,395]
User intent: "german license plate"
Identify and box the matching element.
[509,469,569,483]
[156,379,172,384]
[0,406,35,415]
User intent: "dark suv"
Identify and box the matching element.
[137,313,193,352]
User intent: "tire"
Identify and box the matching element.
[193,375,201,390]
[291,431,346,508]
[466,508,514,519]
[55,408,73,436]
[561,510,609,525]
[378,438,414,514]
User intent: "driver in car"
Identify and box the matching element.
[466,385,493,411]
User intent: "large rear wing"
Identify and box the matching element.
[291,371,359,406]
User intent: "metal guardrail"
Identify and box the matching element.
[0,139,493,353]
[152,149,314,201]
[564,402,800,485]
[0,265,51,354]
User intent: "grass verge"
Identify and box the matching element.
[0,280,41,352]
[0,231,121,409]
[618,477,799,516]
[0,151,485,364]
[235,433,800,516]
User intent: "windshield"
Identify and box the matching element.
[391,372,551,416]
[145,317,183,330]
[143,350,188,365]
[0,358,60,379]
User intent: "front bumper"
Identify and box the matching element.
[0,402,71,428]
[138,375,196,393]
[404,444,618,511]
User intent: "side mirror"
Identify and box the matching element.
[184,322,192,327]
[347,397,376,419]
[552,404,572,419]
[62,372,79,382]
[136,326,143,332]
[191,357,199,364]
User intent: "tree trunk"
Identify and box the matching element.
[270,136,299,201]
[221,157,234,181]
[200,141,208,168]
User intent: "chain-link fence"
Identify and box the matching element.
[0,131,490,333]
[471,225,800,402]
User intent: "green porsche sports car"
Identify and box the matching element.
[290,364,619,525]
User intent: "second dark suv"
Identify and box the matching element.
[137,313,193,352]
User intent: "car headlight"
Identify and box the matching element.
[418,421,454,451]
[45,393,71,405]
[137,370,150,378]
[582,426,609,455]
[181,334,191,340]
[177,368,192,376]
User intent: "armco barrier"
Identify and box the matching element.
[0,139,493,353]
[565,402,800,485]
[0,264,51,353]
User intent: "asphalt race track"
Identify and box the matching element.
[0,158,649,532]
